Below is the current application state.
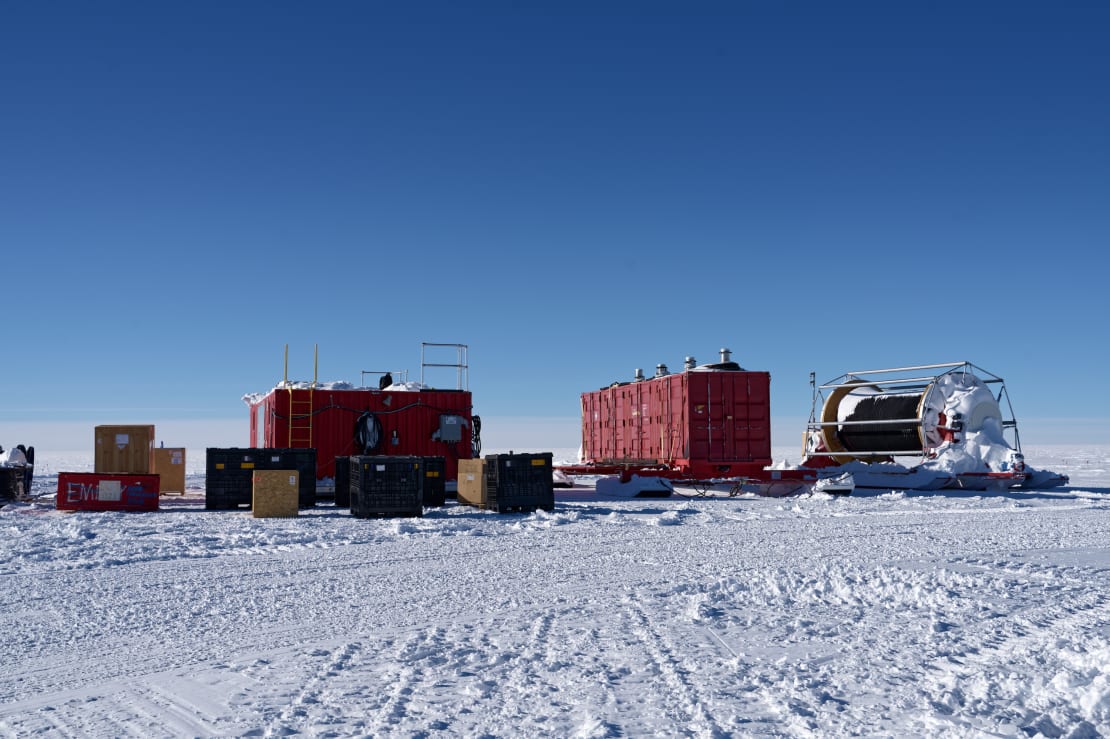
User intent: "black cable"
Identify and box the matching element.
[355,412,383,454]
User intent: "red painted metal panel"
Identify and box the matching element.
[600,389,617,461]
[651,374,688,464]
[616,382,650,462]
[577,369,773,479]
[56,473,160,512]
[685,371,772,467]
[581,392,602,464]
[249,387,474,484]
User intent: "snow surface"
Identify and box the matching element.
[2,446,1109,737]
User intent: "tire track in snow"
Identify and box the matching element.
[260,640,364,737]
[483,611,564,734]
[133,680,228,738]
[361,627,441,736]
[622,593,726,738]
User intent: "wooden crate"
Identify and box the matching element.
[153,447,186,495]
[94,425,155,474]
[456,458,489,508]
[252,470,299,518]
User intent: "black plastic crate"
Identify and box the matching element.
[485,453,555,513]
[205,448,317,510]
[350,456,423,518]
[422,456,446,507]
[334,456,351,508]
[0,468,24,502]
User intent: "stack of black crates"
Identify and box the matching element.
[336,455,446,511]
[466,452,555,513]
[490,452,554,512]
[333,455,351,508]
[350,455,424,518]
[422,456,447,507]
[205,448,317,510]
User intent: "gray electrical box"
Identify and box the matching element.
[437,415,465,442]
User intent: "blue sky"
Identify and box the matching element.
[2,1,1108,450]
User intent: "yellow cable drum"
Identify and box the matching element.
[820,382,934,463]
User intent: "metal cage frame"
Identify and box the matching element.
[804,361,1022,461]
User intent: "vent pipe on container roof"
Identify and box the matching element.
[685,356,696,371]
[720,347,732,363]
[634,368,645,382]
[655,364,669,377]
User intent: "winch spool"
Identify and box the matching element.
[820,383,931,462]
[812,362,1012,464]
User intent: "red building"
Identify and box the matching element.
[245,344,476,491]
[578,349,772,480]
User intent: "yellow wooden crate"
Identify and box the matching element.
[252,470,299,518]
[456,458,489,508]
[94,424,155,474]
[153,447,186,495]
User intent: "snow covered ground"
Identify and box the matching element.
[1,446,1108,737]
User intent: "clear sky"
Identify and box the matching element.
[2,1,1108,450]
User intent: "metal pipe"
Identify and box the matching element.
[808,418,923,427]
[818,376,941,389]
[805,450,920,457]
[839,361,971,375]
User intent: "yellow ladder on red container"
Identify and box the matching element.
[285,344,317,449]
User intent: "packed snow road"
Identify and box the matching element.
[1,447,1108,737]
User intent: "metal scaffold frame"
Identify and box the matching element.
[421,343,469,390]
[805,361,1022,461]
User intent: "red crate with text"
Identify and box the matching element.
[56,473,161,512]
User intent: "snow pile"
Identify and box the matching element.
[595,474,675,498]
[382,381,427,392]
[1,447,28,467]
[242,380,431,406]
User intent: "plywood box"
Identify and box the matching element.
[95,425,155,474]
[153,447,186,495]
[456,458,489,508]
[252,470,299,518]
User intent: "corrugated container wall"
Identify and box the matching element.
[248,387,473,487]
[580,369,772,479]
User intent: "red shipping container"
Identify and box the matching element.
[56,473,160,512]
[580,367,772,480]
[247,386,474,488]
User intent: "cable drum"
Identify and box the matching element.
[471,415,482,458]
[834,391,925,455]
[808,363,1018,468]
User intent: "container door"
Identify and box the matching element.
[628,382,649,461]
[600,388,618,462]
[738,373,772,463]
[649,376,683,464]
[686,372,773,464]
[687,375,712,462]
[615,385,633,460]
